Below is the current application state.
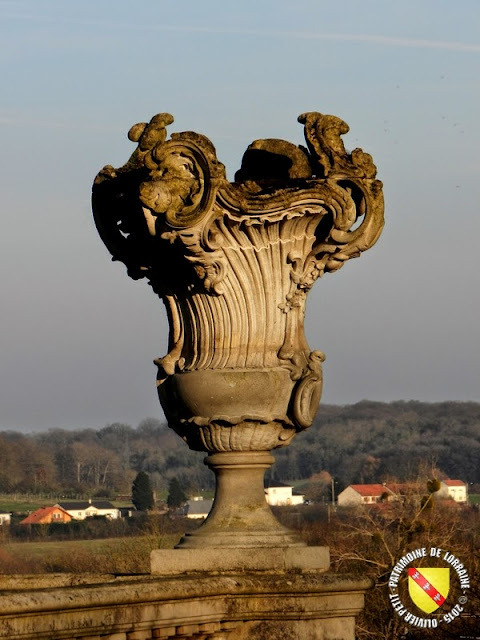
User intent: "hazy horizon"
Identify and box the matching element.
[3,398,480,436]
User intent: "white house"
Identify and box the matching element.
[186,498,213,519]
[337,484,394,507]
[264,481,304,506]
[439,479,467,503]
[0,512,11,525]
[55,500,120,520]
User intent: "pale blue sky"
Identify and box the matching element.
[1,1,479,430]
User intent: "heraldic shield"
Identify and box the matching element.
[408,567,450,614]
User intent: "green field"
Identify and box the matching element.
[4,536,128,559]
[0,496,55,514]
[1,533,179,574]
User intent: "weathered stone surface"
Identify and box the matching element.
[92,110,384,453]
[177,451,304,548]
[92,111,384,549]
[0,572,119,589]
[234,138,313,181]
[151,546,329,574]
[0,572,371,640]
[232,619,356,640]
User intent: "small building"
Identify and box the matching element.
[55,500,120,520]
[119,506,136,518]
[186,498,213,519]
[337,484,394,507]
[20,506,72,525]
[439,479,467,503]
[0,511,11,525]
[264,481,304,506]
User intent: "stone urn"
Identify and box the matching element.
[92,111,384,549]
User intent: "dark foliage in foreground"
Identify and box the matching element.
[277,501,480,640]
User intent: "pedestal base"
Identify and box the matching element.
[176,451,305,549]
[151,546,330,575]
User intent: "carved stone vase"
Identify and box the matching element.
[92,111,384,549]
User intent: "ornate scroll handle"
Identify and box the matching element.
[139,134,226,232]
[92,113,228,287]
[136,123,228,294]
[292,351,325,429]
[298,111,377,179]
[154,293,185,383]
[296,112,384,275]
[92,113,178,275]
[309,176,384,275]
[127,112,175,169]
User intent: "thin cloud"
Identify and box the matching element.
[331,33,480,53]
[156,27,480,53]
[3,10,480,54]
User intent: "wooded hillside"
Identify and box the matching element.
[1,401,479,496]
[273,400,480,490]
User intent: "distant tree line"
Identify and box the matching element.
[272,400,480,492]
[0,418,211,496]
[1,401,480,496]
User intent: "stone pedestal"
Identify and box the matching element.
[151,546,330,574]
[177,452,303,549]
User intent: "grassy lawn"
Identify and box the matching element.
[1,533,179,574]
[4,536,127,559]
[469,493,480,504]
[0,497,55,514]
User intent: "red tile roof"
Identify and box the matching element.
[20,506,71,525]
[349,484,391,497]
[442,479,465,487]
